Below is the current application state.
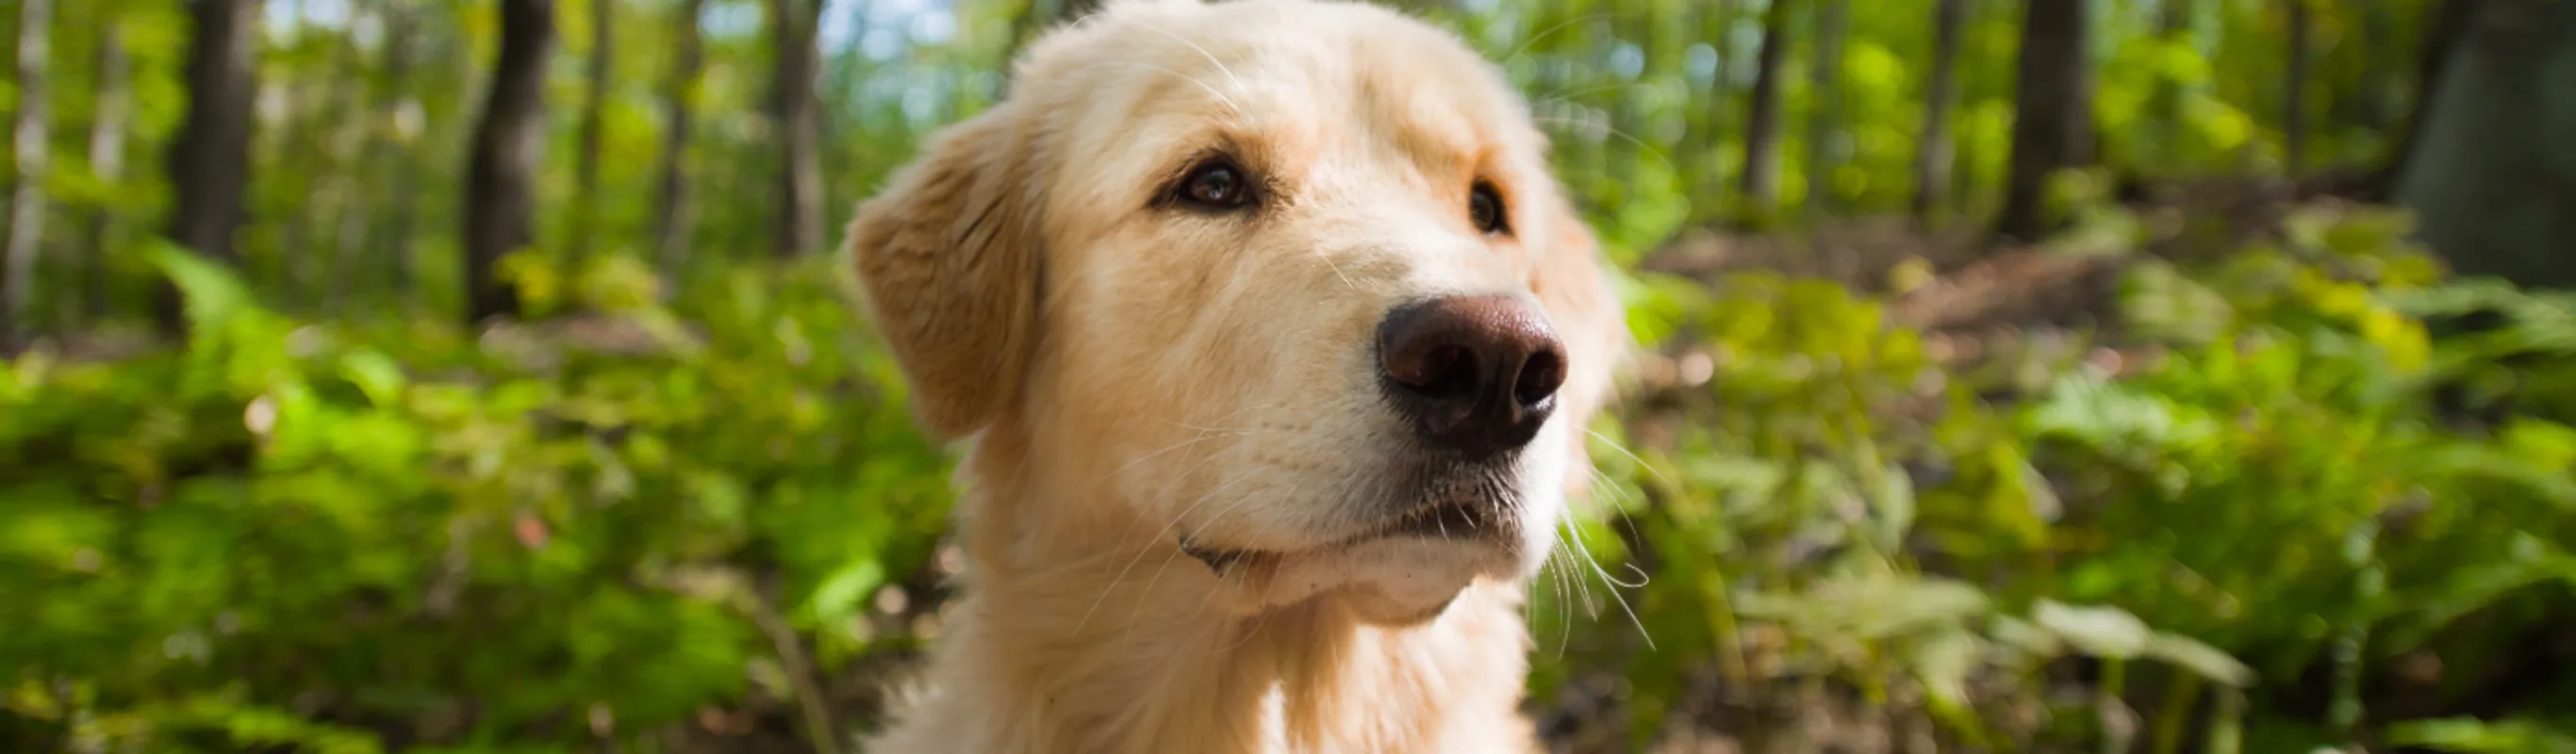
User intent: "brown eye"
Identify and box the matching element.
[1469,182,1508,235]
[1175,160,1255,210]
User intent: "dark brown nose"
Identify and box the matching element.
[1377,294,1568,458]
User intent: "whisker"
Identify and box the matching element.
[1533,116,1680,175]
[1494,12,1627,67]
[1123,477,1285,631]
[1114,61,1243,114]
[1073,467,1263,634]
[1548,524,1578,660]
[1531,81,1643,109]
[1132,22,1249,98]
[1071,404,1283,586]
[1562,506,1656,649]
[1315,249,1358,291]
[1127,475,1314,650]
[1105,429,1252,483]
[1587,427,1676,490]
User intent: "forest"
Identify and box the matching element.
[6,0,2576,751]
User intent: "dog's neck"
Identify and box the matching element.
[868,426,1542,753]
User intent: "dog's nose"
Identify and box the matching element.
[1377,294,1567,458]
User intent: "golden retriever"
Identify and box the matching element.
[843,0,1627,750]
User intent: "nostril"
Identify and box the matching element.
[1377,294,1566,457]
[1426,346,1479,400]
[1390,343,1478,400]
[1514,349,1566,408]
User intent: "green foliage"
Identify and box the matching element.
[2,252,951,751]
[2389,716,2576,754]
[1557,204,2576,748]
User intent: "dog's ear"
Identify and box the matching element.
[846,107,1044,441]
[1526,188,1630,496]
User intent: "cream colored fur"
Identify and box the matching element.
[842,0,1629,750]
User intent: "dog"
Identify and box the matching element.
[843,0,1628,749]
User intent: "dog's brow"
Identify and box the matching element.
[1361,70,1490,188]
[1114,62,1243,115]
[1131,21,1247,98]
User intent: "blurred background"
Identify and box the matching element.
[6,0,2576,751]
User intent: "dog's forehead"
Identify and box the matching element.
[1030,0,1534,179]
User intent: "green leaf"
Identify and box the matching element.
[338,350,407,409]
[2141,631,2255,687]
[2032,599,2152,660]
[2386,717,2576,754]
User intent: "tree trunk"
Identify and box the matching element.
[372,0,421,303]
[654,0,709,287]
[159,0,265,336]
[2284,0,2311,175]
[272,0,312,297]
[1737,0,1793,227]
[2393,0,2576,289]
[465,0,556,324]
[2149,0,2194,168]
[4,0,54,348]
[308,20,369,313]
[769,0,827,258]
[572,0,614,262]
[1995,0,2095,241]
[1913,0,1967,223]
[84,12,132,323]
[2375,0,2485,199]
[1805,0,1848,221]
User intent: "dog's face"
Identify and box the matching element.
[848,0,1624,625]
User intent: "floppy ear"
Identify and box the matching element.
[1526,189,1631,497]
[846,107,1045,441]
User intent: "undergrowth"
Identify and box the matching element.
[7,202,2576,752]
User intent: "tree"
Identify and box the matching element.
[769,0,828,257]
[368,0,422,301]
[1996,0,2095,241]
[655,0,711,284]
[2394,0,2576,289]
[573,0,615,262]
[1737,0,1794,227]
[2148,0,2195,164]
[272,0,320,296]
[85,9,132,321]
[3,0,53,348]
[465,0,557,324]
[1913,0,1967,222]
[2376,0,2486,200]
[1805,0,1848,221]
[161,0,266,336]
[2284,0,2312,175]
[305,9,372,311]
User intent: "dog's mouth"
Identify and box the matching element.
[1180,497,1513,574]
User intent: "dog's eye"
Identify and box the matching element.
[1469,182,1509,236]
[1175,161,1256,210]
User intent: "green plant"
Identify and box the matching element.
[3,248,952,752]
[1550,204,2576,751]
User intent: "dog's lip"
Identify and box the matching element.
[1181,499,1511,573]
